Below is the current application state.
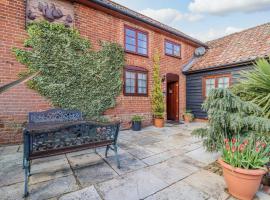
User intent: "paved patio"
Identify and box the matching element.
[0,122,268,200]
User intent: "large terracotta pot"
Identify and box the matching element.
[153,118,164,128]
[218,158,267,200]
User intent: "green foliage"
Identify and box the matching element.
[131,115,143,122]
[232,57,270,118]
[13,21,125,118]
[192,89,270,151]
[221,136,269,169]
[151,51,165,119]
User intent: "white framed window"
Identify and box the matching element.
[203,74,231,97]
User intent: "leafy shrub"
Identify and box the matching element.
[131,115,143,122]
[232,57,270,118]
[222,135,269,169]
[13,21,125,118]
[151,51,165,119]
[192,88,270,151]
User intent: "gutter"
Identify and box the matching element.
[86,0,207,48]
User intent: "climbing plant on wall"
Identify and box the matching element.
[13,21,125,118]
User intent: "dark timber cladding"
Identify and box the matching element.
[186,65,252,119]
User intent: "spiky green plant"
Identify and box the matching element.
[192,88,270,151]
[151,51,165,118]
[232,57,270,118]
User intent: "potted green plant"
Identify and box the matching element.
[218,135,269,200]
[183,110,194,123]
[131,115,143,131]
[151,51,165,128]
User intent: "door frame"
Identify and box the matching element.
[166,73,179,121]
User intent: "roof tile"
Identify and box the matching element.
[188,23,270,72]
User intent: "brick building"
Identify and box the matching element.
[0,0,207,144]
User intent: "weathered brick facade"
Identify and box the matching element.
[0,0,198,144]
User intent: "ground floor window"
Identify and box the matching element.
[203,74,231,97]
[124,66,148,96]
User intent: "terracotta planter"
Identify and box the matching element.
[218,158,267,200]
[183,115,193,123]
[153,118,164,128]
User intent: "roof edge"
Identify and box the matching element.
[183,60,254,75]
[86,0,207,48]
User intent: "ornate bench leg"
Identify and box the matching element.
[24,161,29,197]
[105,145,110,158]
[113,145,120,169]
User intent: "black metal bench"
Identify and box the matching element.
[23,109,120,197]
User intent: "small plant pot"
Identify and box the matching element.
[218,158,267,200]
[183,115,193,123]
[132,121,141,131]
[262,173,270,186]
[153,118,164,128]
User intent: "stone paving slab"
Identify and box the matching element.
[66,152,102,169]
[185,147,220,166]
[184,170,230,200]
[125,145,156,159]
[0,181,24,200]
[145,180,209,200]
[59,185,102,200]
[145,157,200,185]
[141,148,185,166]
[29,175,79,200]
[30,157,72,185]
[104,153,147,175]
[97,169,168,200]
[74,161,118,187]
[0,153,24,187]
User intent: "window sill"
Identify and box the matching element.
[123,93,148,97]
[125,50,149,58]
[165,53,181,59]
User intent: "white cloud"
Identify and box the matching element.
[190,26,243,42]
[189,0,270,15]
[140,8,203,25]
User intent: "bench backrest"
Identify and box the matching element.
[28,109,83,123]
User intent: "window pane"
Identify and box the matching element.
[138,87,147,94]
[218,77,230,88]
[126,36,136,45]
[174,45,180,56]
[126,44,136,52]
[138,40,147,48]
[126,28,135,37]
[138,72,147,94]
[165,48,173,55]
[126,86,135,93]
[138,79,146,87]
[205,78,215,96]
[165,42,173,49]
[138,73,146,80]
[138,33,147,41]
[125,71,136,94]
[138,47,147,55]
[126,71,135,79]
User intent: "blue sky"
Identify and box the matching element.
[113,0,270,42]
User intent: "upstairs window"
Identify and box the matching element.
[165,40,181,58]
[203,74,231,97]
[124,26,148,56]
[124,66,148,96]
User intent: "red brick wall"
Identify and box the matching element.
[0,0,196,144]
[0,0,52,144]
[74,3,196,128]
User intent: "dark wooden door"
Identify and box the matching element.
[167,82,179,121]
